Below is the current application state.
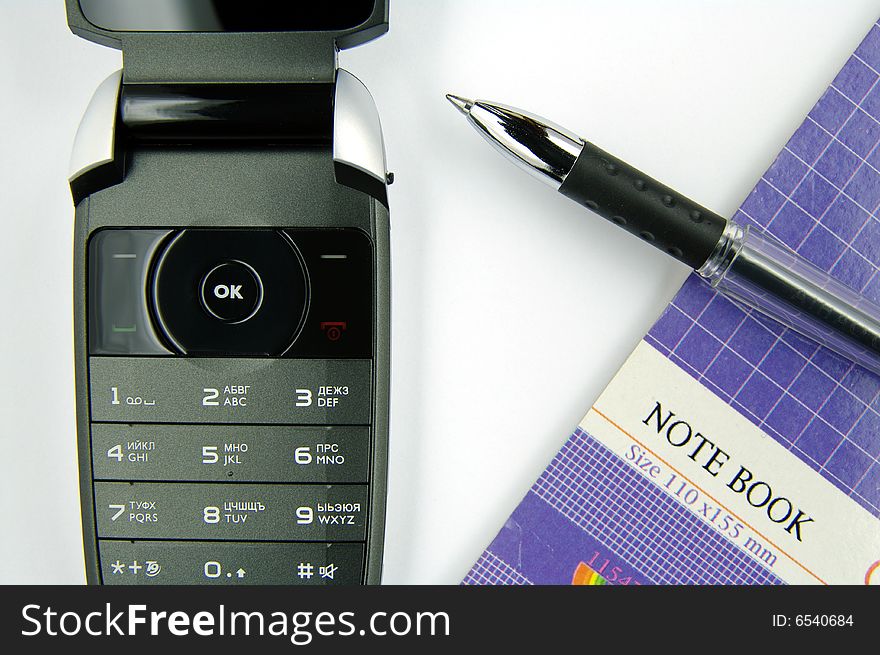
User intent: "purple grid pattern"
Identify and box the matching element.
[648,21,880,518]
[532,429,784,585]
[462,551,532,585]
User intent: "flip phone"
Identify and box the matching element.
[66,1,391,585]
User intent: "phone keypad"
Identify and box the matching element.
[87,228,376,585]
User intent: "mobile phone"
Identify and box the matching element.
[66,0,391,585]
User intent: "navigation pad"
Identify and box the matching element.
[153,230,306,356]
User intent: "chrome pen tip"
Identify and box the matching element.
[445,93,474,115]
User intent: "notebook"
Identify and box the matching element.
[464,17,880,586]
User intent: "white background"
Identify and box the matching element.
[0,0,877,584]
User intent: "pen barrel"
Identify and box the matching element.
[559,141,727,268]
[704,225,880,376]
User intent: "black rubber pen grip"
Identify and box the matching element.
[558,141,727,269]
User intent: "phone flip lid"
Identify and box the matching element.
[66,0,390,83]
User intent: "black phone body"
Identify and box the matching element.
[66,0,391,585]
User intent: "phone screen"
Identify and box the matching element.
[78,0,376,32]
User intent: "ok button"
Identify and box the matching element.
[199,261,263,323]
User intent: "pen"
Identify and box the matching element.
[447,93,880,377]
